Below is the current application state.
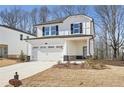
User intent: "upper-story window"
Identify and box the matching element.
[44,27,50,36]
[73,23,80,34]
[27,36,29,39]
[20,34,23,40]
[71,23,82,34]
[51,26,57,35]
[43,25,58,36]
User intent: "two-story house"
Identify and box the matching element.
[26,15,95,62]
[0,25,35,59]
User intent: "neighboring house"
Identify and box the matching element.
[0,25,36,58]
[26,14,95,62]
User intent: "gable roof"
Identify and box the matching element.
[0,25,35,36]
[35,14,93,26]
[35,17,66,26]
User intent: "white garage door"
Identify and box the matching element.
[37,52,62,61]
[32,45,63,61]
[32,47,38,61]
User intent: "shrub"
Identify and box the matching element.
[57,60,62,65]
[19,50,25,62]
[84,59,106,70]
[92,63,105,70]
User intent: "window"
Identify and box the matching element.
[44,27,50,36]
[27,36,29,39]
[73,23,80,34]
[43,26,58,36]
[48,46,54,48]
[40,46,46,48]
[51,26,56,35]
[33,27,37,35]
[56,46,63,49]
[20,34,23,40]
[33,47,39,49]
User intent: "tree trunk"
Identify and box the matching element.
[113,48,117,60]
[105,42,108,59]
[105,30,108,59]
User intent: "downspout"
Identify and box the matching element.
[89,37,92,56]
[25,40,28,58]
[89,36,96,56]
[88,20,96,57]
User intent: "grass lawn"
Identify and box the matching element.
[0,59,18,67]
[21,60,124,87]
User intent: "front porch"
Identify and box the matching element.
[63,38,92,61]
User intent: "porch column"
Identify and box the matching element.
[87,39,90,56]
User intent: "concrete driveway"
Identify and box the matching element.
[0,61,56,87]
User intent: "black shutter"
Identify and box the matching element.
[80,23,82,33]
[56,25,58,35]
[71,24,73,34]
[42,27,45,36]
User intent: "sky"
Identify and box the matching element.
[0,5,97,23]
[0,5,99,35]
[0,5,55,11]
[0,5,95,16]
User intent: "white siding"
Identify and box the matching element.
[60,15,91,35]
[90,39,94,55]
[37,28,42,37]
[0,27,35,56]
[30,15,95,61]
[36,15,94,37]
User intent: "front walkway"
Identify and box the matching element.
[0,61,56,87]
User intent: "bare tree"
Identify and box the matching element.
[30,8,38,25]
[51,6,64,19]
[51,5,87,19]
[39,6,50,23]
[0,7,22,28]
[18,11,29,31]
[76,5,87,14]
[30,8,38,34]
[95,5,124,59]
[60,5,76,16]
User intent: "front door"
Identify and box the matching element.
[83,46,87,58]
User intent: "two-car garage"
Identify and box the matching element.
[32,45,63,61]
[28,38,65,62]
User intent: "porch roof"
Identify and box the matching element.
[25,34,93,41]
[0,44,8,48]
